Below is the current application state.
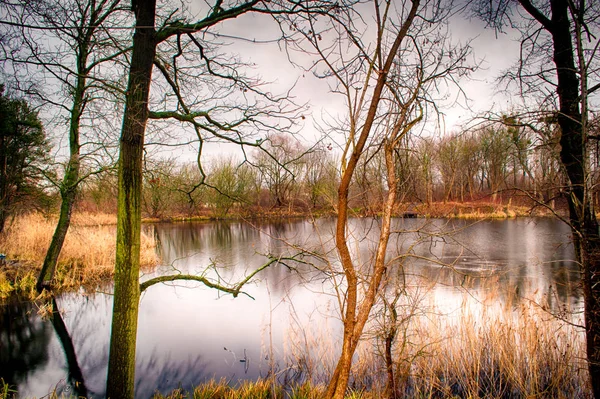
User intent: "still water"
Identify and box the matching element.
[0,218,581,398]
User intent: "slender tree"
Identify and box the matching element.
[283,0,474,396]
[0,0,129,290]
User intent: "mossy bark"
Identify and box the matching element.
[36,11,89,291]
[105,1,156,398]
[36,125,80,291]
[546,1,600,397]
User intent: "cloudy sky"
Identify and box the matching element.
[161,0,524,162]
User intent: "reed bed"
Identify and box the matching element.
[153,288,589,399]
[397,301,588,397]
[279,288,589,398]
[411,201,534,219]
[0,212,158,298]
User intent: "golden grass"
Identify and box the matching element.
[414,201,533,219]
[398,299,588,398]
[0,212,158,298]
[280,285,589,398]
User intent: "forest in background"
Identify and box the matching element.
[6,117,597,221]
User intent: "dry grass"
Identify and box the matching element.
[413,201,533,219]
[0,212,158,298]
[398,300,588,398]
[280,286,589,398]
[155,287,590,398]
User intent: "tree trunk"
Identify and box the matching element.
[50,297,88,398]
[582,237,600,398]
[0,131,9,234]
[523,0,600,396]
[324,3,419,397]
[36,177,78,290]
[105,1,157,397]
[36,31,87,291]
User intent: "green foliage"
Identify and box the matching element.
[208,157,257,217]
[0,85,50,232]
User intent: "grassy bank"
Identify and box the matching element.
[0,212,158,299]
[409,200,546,219]
[141,199,551,223]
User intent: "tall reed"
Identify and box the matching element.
[0,212,158,297]
[281,286,589,398]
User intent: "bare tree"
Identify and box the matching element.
[473,0,600,395]
[0,0,130,291]
[282,0,474,397]
[106,0,347,397]
[207,155,257,217]
[252,133,308,208]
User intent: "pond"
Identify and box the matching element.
[0,217,581,398]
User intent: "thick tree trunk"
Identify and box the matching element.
[581,237,600,398]
[529,0,600,396]
[105,1,157,398]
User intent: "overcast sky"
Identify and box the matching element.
[166,1,523,162]
[152,0,525,162]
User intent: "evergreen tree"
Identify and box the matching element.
[0,85,49,233]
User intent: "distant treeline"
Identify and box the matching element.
[56,116,595,219]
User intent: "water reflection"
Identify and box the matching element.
[0,217,580,397]
[0,301,52,390]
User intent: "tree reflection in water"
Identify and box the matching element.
[0,300,51,389]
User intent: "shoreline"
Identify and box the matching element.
[0,202,561,301]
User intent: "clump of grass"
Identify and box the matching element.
[400,298,587,398]
[277,282,589,398]
[0,379,16,399]
[154,379,285,399]
[155,379,374,399]
[0,212,158,298]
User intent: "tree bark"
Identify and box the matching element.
[324,3,419,397]
[36,7,89,291]
[516,0,600,396]
[105,0,157,397]
[36,121,80,290]
[548,2,600,396]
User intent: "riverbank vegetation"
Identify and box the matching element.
[152,289,587,398]
[0,201,532,299]
[0,212,158,299]
[0,0,597,396]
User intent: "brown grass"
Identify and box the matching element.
[0,212,158,298]
[412,201,535,219]
[282,285,589,398]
